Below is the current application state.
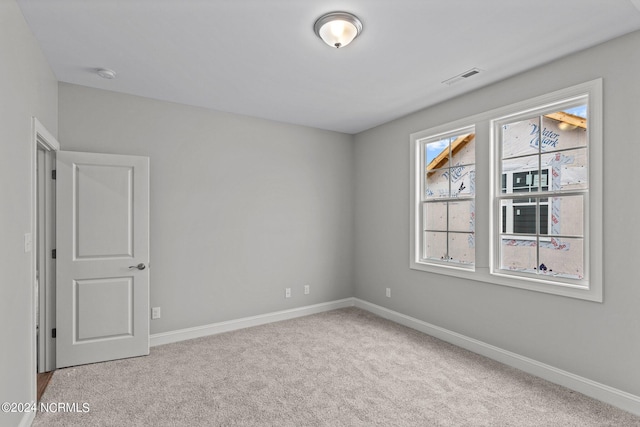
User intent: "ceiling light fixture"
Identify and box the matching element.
[96,68,117,79]
[314,12,362,49]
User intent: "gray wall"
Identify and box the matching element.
[354,30,640,397]
[0,1,58,426]
[58,83,354,334]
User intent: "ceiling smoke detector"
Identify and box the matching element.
[96,68,117,79]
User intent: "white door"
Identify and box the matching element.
[56,151,150,368]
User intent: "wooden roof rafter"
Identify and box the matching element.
[426,133,475,176]
[544,112,587,129]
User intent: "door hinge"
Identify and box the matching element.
[52,249,56,259]
[52,170,56,180]
[52,328,56,338]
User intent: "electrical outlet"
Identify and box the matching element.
[386,288,391,298]
[285,288,291,298]
[151,307,161,319]
[304,285,310,295]
[24,233,32,253]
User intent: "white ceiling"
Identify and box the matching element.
[17,0,640,134]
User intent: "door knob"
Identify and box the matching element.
[129,263,146,270]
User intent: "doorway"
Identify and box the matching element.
[31,119,150,400]
[32,118,59,401]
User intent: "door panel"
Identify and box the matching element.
[75,164,134,258]
[56,151,149,368]
[75,277,133,341]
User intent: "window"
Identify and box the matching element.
[410,79,602,301]
[501,169,550,234]
[494,99,590,282]
[419,127,476,269]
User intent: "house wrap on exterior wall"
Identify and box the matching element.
[425,109,587,278]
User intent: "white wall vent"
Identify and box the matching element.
[442,67,483,86]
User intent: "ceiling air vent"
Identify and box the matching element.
[442,67,483,86]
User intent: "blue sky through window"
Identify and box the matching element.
[564,104,587,118]
[426,138,450,165]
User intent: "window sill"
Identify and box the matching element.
[410,262,602,302]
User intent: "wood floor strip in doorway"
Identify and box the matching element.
[37,371,54,401]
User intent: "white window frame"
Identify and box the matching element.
[411,122,478,275]
[410,79,603,302]
[421,126,476,269]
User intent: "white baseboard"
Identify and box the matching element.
[353,298,640,416]
[150,298,355,347]
[19,411,35,427]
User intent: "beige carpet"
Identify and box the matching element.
[35,308,640,426]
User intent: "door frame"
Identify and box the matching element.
[31,117,59,386]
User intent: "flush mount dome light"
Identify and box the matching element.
[314,12,362,48]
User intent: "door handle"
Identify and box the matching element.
[128,263,146,270]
